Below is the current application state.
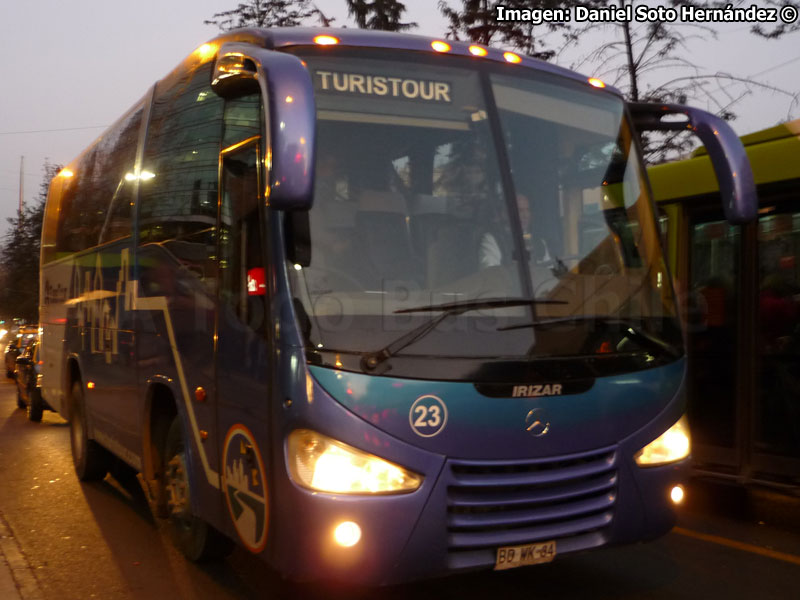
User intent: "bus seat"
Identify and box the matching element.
[355,190,419,284]
[410,194,451,253]
[357,189,406,213]
[310,200,362,279]
[426,219,478,288]
[316,198,357,230]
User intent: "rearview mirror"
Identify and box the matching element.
[213,43,316,212]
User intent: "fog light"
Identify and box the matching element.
[333,521,361,547]
[670,485,685,504]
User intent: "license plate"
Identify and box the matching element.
[494,540,556,570]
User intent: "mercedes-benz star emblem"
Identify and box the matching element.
[525,408,550,437]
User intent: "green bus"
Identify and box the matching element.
[651,120,800,489]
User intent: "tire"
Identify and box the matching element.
[163,417,233,561]
[27,388,44,423]
[69,380,112,481]
[16,386,25,410]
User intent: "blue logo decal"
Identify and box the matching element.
[222,425,268,553]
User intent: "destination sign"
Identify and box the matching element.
[315,70,452,103]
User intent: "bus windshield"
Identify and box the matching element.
[289,50,681,366]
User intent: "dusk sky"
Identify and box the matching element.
[2,0,798,239]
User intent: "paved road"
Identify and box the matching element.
[0,378,798,600]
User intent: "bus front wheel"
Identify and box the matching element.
[163,416,233,561]
[69,381,112,481]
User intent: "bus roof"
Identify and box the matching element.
[650,119,800,202]
[180,27,623,96]
[54,27,625,187]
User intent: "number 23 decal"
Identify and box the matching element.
[409,395,448,438]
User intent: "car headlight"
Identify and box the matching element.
[287,429,422,494]
[635,415,691,467]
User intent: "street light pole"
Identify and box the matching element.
[18,155,24,219]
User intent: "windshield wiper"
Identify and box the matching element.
[360,297,566,372]
[497,316,682,358]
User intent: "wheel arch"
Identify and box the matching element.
[142,380,179,484]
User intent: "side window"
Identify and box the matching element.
[219,140,265,333]
[223,94,261,147]
[55,106,143,254]
[139,63,224,287]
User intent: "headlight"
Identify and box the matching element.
[634,415,691,467]
[287,429,422,494]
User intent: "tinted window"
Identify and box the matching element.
[139,63,224,246]
[222,94,261,147]
[756,210,800,458]
[54,106,143,254]
[220,141,265,332]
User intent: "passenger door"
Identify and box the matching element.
[682,203,800,482]
[685,213,744,473]
[752,207,800,479]
[216,138,269,411]
[214,137,272,551]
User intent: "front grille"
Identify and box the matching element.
[446,446,617,569]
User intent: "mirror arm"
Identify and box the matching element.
[629,102,757,224]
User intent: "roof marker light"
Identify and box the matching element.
[194,43,217,63]
[503,52,522,64]
[588,77,606,88]
[469,45,488,57]
[59,168,74,178]
[314,35,339,46]
[431,40,451,53]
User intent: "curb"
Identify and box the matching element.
[0,512,43,600]
[749,487,800,535]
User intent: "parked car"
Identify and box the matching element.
[4,325,38,378]
[14,338,49,422]
[5,338,22,378]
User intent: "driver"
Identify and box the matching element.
[479,193,551,268]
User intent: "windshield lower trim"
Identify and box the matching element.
[307,349,684,383]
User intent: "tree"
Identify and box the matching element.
[744,0,800,39]
[567,1,722,103]
[0,161,61,322]
[565,0,799,162]
[438,0,580,60]
[345,0,416,31]
[205,0,324,30]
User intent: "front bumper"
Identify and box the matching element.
[268,445,689,585]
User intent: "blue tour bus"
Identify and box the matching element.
[39,28,756,584]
